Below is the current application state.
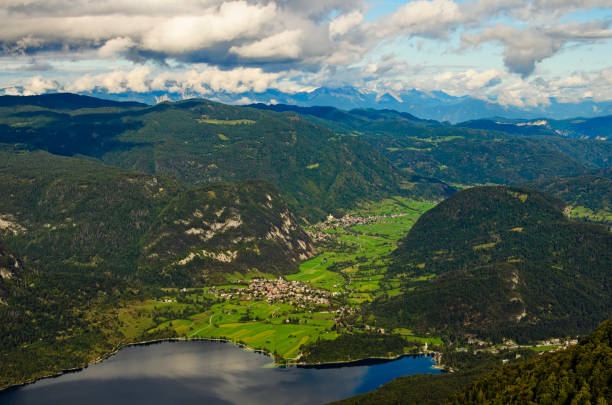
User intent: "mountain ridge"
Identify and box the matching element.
[75,86,612,123]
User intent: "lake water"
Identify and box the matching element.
[0,340,440,405]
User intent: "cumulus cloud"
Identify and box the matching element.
[2,75,59,95]
[68,66,152,93]
[142,2,277,54]
[59,65,289,96]
[230,30,302,60]
[463,21,612,76]
[98,37,135,58]
[329,10,364,39]
[367,0,465,39]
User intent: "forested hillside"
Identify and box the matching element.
[0,147,312,284]
[458,114,612,140]
[0,147,314,388]
[250,103,611,185]
[0,95,454,221]
[448,320,612,404]
[0,242,22,301]
[369,186,612,341]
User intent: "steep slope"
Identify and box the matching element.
[139,180,314,285]
[448,320,612,404]
[0,95,440,221]
[527,174,612,228]
[370,186,612,341]
[0,242,23,301]
[0,147,312,284]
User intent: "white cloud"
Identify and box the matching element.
[98,37,134,58]
[141,1,277,54]
[2,75,59,95]
[368,0,465,39]
[329,10,363,39]
[1,0,612,107]
[68,66,151,93]
[230,30,302,60]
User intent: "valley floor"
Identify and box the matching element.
[116,197,441,361]
[0,196,584,391]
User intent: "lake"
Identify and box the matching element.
[0,340,441,405]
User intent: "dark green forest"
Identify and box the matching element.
[250,103,612,185]
[0,98,452,221]
[369,186,612,341]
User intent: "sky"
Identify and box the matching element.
[1,0,612,108]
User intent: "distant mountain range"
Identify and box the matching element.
[86,86,612,123]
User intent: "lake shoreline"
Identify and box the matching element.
[0,336,443,393]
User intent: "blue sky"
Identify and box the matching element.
[1,0,611,108]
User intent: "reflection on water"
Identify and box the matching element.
[0,340,440,405]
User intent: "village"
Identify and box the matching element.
[212,277,335,307]
[307,212,408,241]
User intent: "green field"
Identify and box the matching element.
[120,295,337,360]
[118,197,437,362]
[196,118,256,125]
[299,197,435,303]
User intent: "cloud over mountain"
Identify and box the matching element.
[0,0,611,108]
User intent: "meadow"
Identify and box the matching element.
[117,197,438,361]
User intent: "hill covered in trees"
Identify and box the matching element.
[250,103,611,186]
[0,147,312,285]
[369,186,612,342]
[0,242,23,301]
[0,95,454,221]
[334,321,610,405]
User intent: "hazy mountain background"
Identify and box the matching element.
[81,86,612,124]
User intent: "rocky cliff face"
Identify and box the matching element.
[0,243,22,301]
[0,149,313,286]
[140,179,315,285]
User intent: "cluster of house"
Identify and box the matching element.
[307,212,407,242]
[466,334,579,353]
[539,338,579,348]
[216,277,330,306]
[322,213,406,230]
